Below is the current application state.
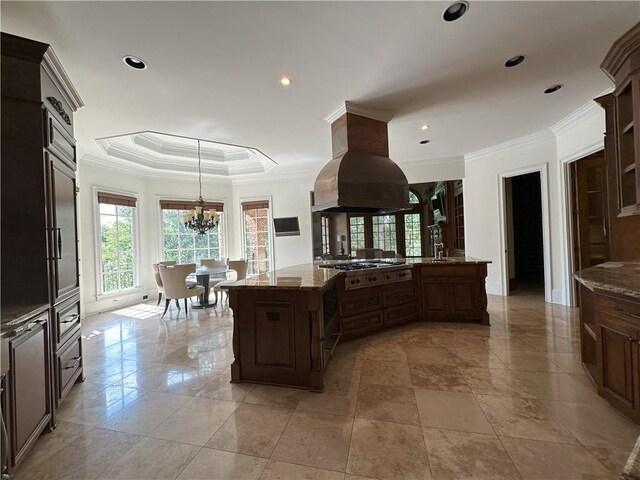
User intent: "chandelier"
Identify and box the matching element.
[183,139,221,235]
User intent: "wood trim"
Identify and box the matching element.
[159,199,224,211]
[241,200,269,211]
[97,191,137,208]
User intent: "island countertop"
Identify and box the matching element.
[574,262,640,299]
[222,257,491,290]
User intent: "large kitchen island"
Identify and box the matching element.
[223,257,490,392]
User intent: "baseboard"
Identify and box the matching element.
[485,281,503,296]
[83,288,157,316]
[552,288,567,306]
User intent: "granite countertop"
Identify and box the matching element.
[222,264,343,290]
[222,257,491,290]
[574,262,640,299]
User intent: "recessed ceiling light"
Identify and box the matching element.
[443,1,469,22]
[505,55,526,68]
[421,124,430,130]
[544,84,563,94]
[420,140,430,145]
[123,55,147,70]
[280,76,292,86]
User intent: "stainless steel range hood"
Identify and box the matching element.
[312,109,409,213]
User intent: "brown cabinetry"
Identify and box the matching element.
[1,32,83,473]
[419,264,489,324]
[589,291,640,422]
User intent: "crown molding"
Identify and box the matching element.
[42,48,84,110]
[397,155,465,169]
[324,101,394,124]
[464,130,554,162]
[549,89,612,136]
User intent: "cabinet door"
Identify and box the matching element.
[597,319,635,418]
[421,278,449,316]
[449,278,480,317]
[48,153,79,304]
[8,315,51,467]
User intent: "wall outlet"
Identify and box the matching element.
[142,294,148,300]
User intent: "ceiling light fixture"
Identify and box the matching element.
[544,84,563,94]
[421,124,430,130]
[420,140,430,144]
[443,1,469,22]
[505,55,526,68]
[183,139,221,235]
[280,76,292,86]
[123,55,147,70]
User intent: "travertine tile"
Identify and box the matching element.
[446,348,507,370]
[98,437,200,479]
[414,389,493,434]
[177,448,267,480]
[364,344,408,363]
[544,400,640,450]
[500,436,611,479]
[196,371,256,401]
[361,360,412,387]
[244,384,306,409]
[150,396,238,445]
[404,346,455,367]
[260,460,345,480]
[423,428,521,480]
[460,367,535,397]
[206,403,292,458]
[510,370,603,403]
[475,394,578,444]
[586,446,631,476]
[297,389,357,416]
[272,411,353,471]
[491,350,559,372]
[355,383,420,425]
[56,384,142,426]
[347,418,431,480]
[410,364,469,392]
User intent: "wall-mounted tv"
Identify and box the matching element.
[274,217,300,237]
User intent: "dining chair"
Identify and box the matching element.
[200,258,229,291]
[158,263,205,318]
[152,261,176,306]
[214,259,248,308]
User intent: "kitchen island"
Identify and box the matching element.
[223,257,490,392]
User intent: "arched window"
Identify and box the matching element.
[409,190,421,204]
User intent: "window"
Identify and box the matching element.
[242,200,272,276]
[409,190,421,204]
[372,215,397,251]
[404,213,422,257]
[321,216,331,254]
[97,191,138,294]
[349,216,366,252]
[160,200,224,264]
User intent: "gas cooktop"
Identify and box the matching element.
[320,261,405,271]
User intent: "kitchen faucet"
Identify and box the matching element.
[434,242,444,260]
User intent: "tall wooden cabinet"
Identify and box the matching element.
[1,32,84,474]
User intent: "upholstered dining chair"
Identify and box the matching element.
[152,261,176,306]
[200,257,229,291]
[158,263,205,317]
[213,259,248,308]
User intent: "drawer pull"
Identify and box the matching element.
[615,308,640,320]
[63,356,82,369]
[61,314,80,324]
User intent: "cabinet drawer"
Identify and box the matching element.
[45,112,76,168]
[385,302,419,326]
[341,311,383,333]
[383,287,417,308]
[339,292,382,317]
[596,294,640,325]
[421,265,476,277]
[57,334,82,402]
[53,295,81,348]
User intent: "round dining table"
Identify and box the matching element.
[189,266,229,309]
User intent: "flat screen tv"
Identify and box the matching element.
[274,217,300,237]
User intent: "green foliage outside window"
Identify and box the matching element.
[100,203,135,293]
[162,209,222,264]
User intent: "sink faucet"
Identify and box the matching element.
[434,243,444,260]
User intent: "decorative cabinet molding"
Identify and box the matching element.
[46,97,71,125]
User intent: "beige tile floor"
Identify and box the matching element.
[15,292,640,480]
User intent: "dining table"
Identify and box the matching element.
[189,266,229,309]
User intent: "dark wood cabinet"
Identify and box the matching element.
[1,32,83,473]
[419,264,489,324]
[7,311,52,468]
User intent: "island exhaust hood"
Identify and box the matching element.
[312,105,409,213]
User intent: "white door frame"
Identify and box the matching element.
[497,163,552,303]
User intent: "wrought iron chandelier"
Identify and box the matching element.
[183,139,220,235]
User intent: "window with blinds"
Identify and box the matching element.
[97,191,138,293]
[159,199,225,264]
[242,200,271,276]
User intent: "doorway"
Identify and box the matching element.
[503,171,546,297]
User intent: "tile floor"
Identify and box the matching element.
[15,292,639,480]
